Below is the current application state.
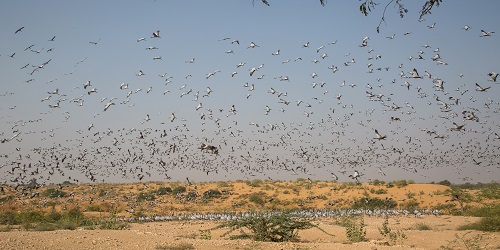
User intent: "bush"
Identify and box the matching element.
[247,179,263,187]
[399,199,420,211]
[409,223,432,230]
[371,179,385,186]
[457,217,500,232]
[215,212,332,242]
[249,193,265,206]
[42,188,66,198]
[464,203,500,218]
[438,180,452,186]
[136,192,156,202]
[345,216,367,243]
[185,191,197,201]
[0,211,18,225]
[379,216,406,244]
[203,189,221,199]
[156,186,172,195]
[351,197,397,210]
[393,180,408,188]
[172,186,186,195]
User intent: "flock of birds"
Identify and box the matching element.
[0,19,499,193]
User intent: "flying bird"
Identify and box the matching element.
[374,129,387,140]
[151,30,160,38]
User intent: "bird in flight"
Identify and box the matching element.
[475,83,490,92]
[15,26,24,34]
[374,129,387,140]
[487,72,498,82]
[480,29,494,37]
[151,30,160,38]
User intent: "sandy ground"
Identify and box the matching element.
[1,216,498,250]
[1,181,498,249]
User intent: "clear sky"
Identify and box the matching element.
[0,1,499,185]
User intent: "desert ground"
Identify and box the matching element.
[0,180,498,249]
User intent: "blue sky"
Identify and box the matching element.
[0,1,499,185]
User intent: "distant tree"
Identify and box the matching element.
[255,0,443,33]
[438,180,452,186]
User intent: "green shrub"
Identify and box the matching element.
[249,193,265,206]
[438,180,452,186]
[137,192,156,202]
[155,242,195,250]
[248,179,263,187]
[371,179,385,186]
[42,188,66,198]
[393,180,408,188]
[172,186,186,195]
[46,211,62,222]
[345,216,366,243]
[479,184,500,199]
[409,223,432,230]
[379,216,406,244]
[87,205,101,212]
[156,186,172,195]
[457,217,500,232]
[17,210,45,224]
[399,199,420,211]
[215,212,332,242]
[351,197,397,210]
[185,191,197,201]
[203,189,221,199]
[464,203,500,218]
[0,211,18,225]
